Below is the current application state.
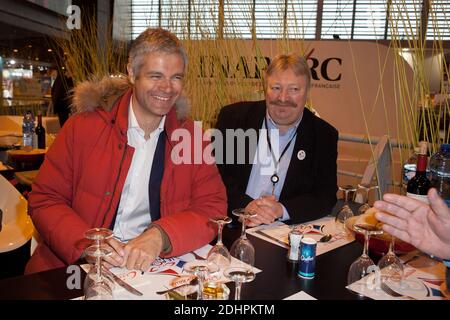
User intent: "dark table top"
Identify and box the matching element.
[0,264,84,300]
[222,224,364,300]
[0,200,368,300]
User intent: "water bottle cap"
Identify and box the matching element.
[440,144,450,153]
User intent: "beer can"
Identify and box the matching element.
[297,237,317,279]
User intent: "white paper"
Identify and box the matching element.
[247,216,355,256]
[78,243,262,300]
[283,291,317,300]
[346,252,449,300]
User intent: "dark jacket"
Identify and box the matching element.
[51,73,74,127]
[215,100,338,224]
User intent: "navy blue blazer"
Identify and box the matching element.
[215,100,338,224]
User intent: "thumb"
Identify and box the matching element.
[428,188,450,218]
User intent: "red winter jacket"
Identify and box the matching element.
[26,77,227,274]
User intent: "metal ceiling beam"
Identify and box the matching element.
[0,0,69,40]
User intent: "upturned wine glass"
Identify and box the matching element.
[83,228,115,300]
[224,266,255,300]
[356,183,379,215]
[207,216,232,270]
[347,223,383,286]
[226,209,257,300]
[377,236,404,285]
[230,208,257,266]
[335,185,357,235]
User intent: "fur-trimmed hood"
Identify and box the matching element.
[70,75,191,120]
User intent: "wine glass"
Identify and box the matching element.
[377,235,404,285]
[230,208,257,266]
[183,260,219,300]
[83,228,115,300]
[226,209,257,300]
[347,223,383,286]
[224,266,256,300]
[356,183,379,215]
[207,216,232,270]
[335,185,357,235]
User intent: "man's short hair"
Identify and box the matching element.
[128,28,188,78]
[265,53,311,88]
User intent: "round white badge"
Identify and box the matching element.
[297,150,306,160]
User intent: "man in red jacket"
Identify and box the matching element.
[26,28,227,274]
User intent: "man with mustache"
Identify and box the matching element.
[215,53,338,226]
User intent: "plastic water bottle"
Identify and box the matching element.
[22,111,34,148]
[429,143,450,207]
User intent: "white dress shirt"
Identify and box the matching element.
[112,98,166,242]
[245,112,302,221]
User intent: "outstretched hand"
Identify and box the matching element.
[374,188,450,259]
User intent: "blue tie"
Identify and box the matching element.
[148,131,166,221]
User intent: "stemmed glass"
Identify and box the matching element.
[207,216,232,270]
[377,235,404,285]
[335,185,357,235]
[347,223,384,285]
[83,228,115,300]
[224,266,256,300]
[230,208,257,266]
[183,260,219,300]
[356,183,379,215]
[225,208,257,300]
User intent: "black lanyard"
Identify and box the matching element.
[264,116,298,194]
